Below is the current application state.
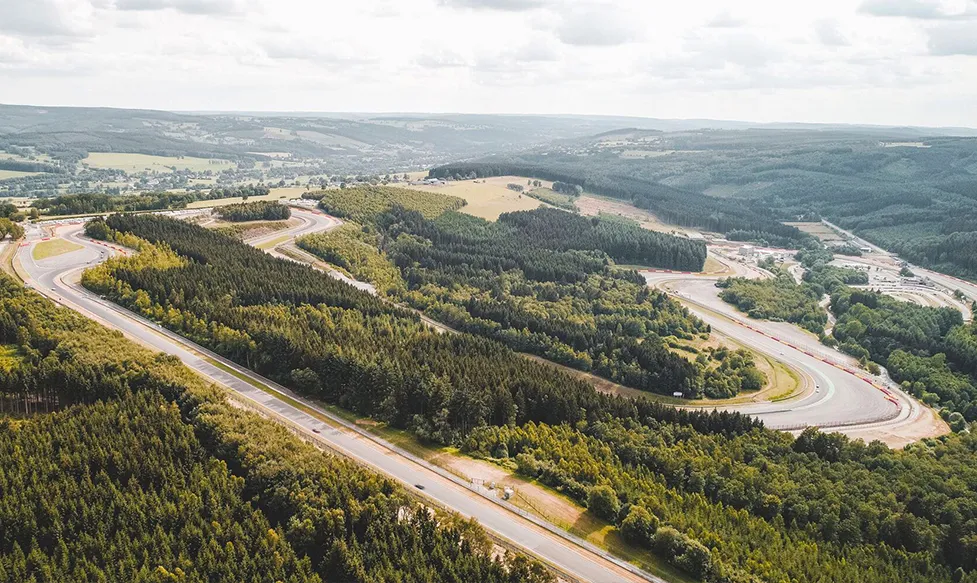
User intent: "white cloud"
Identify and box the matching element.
[707,11,745,28]
[555,4,643,47]
[859,0,977,20]
[0,0,98,38]
[438,0,547,9]
[927,22,977,53]
[0,0,973,127]
[113,0,252,15]
[816,18,851,46]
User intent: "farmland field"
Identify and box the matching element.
[82,152,233,174]
[404,175,548,220]
[0,170,40,181]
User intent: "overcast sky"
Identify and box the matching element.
[1,0,976,127]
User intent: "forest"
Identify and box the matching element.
[430,129,977,277]
[30,186,274,216]
[428,162,812,248]
[299,189,760,399]
[673,247,867,343]
[717,268,830,334]
[303,184,467,221]
[72,212,977,583]
[215,200,290,222]
[0,273,552,583]
[82,214,756,436]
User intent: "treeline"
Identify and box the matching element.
[30,186,276,216]
[216,200,290,222]
[0,273,552,583]
[0,158,60,173]
[304,185,466,222]
[428,163,811,247]
[83,214,760,438]
[207,184,271,199]
[552,181,583,196]
[463,418,977,583]
[31,192,197,215]
[498,207,706,271]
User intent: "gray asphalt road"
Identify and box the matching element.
[17,214,655,583]
[643,270,921,433]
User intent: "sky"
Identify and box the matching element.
[0,0,976,127]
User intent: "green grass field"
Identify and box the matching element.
[32,239,84,261]
[83,152,233,174]
[0,170,40,181]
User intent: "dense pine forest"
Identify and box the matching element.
[215,200,290,222]
[73,209,977,583]
[0,274,552,583]
[83,214,754,436]
[303,185,467,221]
[299,192,760,399]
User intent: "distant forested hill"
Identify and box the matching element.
[0,105,738,173]
[431,128,977,275]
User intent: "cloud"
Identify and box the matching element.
[260,37,376,66]
[706,11,745,28]
[437,0,546,10]
[0,0,97,38]
[647,33,783,81]
[555,6,642,47]
[858,0,976,20]
[815,19,850,46]
[927,22,977,54]
[113,0,250,15]
[415,49,470,69]
[473,37,561,72]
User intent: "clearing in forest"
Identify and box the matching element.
[405,176,547,221]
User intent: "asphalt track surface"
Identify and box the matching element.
[17,210,656,583]
[642,259,926,434]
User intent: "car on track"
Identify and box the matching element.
[414,484,426,490]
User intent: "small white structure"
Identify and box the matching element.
[738,245,756,258]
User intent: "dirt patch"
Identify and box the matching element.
[784,222,846,243]
[575,195,700,236]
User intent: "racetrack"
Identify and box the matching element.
[15,209,659,583]
[642,253,946,445]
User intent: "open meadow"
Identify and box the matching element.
[82,152,233,174]
[404,175,549,220]
[0,170,40,181]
